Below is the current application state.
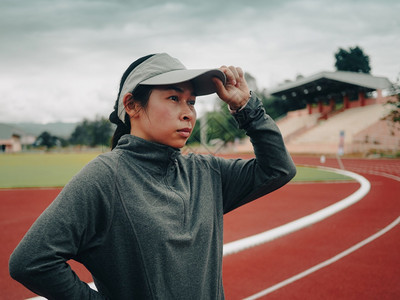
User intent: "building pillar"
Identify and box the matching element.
[307,103,312,114]
[343,94,350,109]
[358,91,366,106]
[375,89,385,104]
[329,98,335,112]
[318,100,323,113]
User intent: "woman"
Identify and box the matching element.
[9,53,296,299]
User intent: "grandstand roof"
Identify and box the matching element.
[269,71,393,102]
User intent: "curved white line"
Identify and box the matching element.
[244,216,400,300]
[351,169,400,182]
[223,167,371,256]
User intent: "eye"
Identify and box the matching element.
[188,100,196,106]
[168,95,179,102]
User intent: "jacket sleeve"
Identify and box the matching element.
[220,92,297,213]
[8,157,114,299]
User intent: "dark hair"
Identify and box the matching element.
[109,54,155,149]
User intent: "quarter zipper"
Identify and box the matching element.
[165,158,187,226]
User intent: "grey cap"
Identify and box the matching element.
[117,53,226,122]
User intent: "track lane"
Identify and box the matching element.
[2,157,398,299]
[2,183,358,300]
[253,217,400,300]
[223,181,360,243]
[0,189,60,300]
[223,161,400,299]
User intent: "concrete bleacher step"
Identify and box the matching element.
[288,104,389,145]
[236,102,398,154]
[277,112,321,142]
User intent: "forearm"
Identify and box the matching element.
[9,212,105,299]
[234,92,297,181]
[9,253,102,300]
[223,92,296,212]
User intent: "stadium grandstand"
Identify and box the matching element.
[235,71,399,155]
[269,71,399,155]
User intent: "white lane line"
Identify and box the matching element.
[223,167,370,256]
[350,169,400,182]
[243,216,400,300]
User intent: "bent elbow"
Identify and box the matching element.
[9,249,34,285]
[9,253,24,282]
[287,163,297,181]
[276,161,297,187]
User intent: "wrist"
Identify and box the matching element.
[228,92,252,114]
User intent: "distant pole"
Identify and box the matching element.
[200,115,208,147]
[338,130,345,156]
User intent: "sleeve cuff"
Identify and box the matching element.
[228,91,253,115]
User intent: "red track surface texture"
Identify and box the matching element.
[0,156,399,299]
[223,157,400,300]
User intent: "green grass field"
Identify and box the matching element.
[0,152,353,188]
[0,152,101,188]
[291,166,353,182]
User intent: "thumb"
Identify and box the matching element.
[212,77,229,100]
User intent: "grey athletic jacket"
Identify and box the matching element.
[9,94,296,299]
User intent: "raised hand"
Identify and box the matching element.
[212,65,251,111]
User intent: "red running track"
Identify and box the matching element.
[0,189,93,300]
[223,156,400,299]
[0,156,399,299]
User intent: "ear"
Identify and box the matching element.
[123,93,140,118]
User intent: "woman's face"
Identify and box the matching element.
[131,81,197,148]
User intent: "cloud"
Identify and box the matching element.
[0,0,399,123]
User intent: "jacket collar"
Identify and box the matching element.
[115,134,181,172]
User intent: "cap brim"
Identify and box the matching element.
[140,69,226,96]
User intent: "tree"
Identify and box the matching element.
[34,131,60,150]
[334,46,371,73]
[262,96,289,119]
[205,107,246,143]
[70,120,90,146]
[382,76,400,126]
[89,117,114,147]
[187,101,245,146]
[70,117,113,147]
[385,95,400,123]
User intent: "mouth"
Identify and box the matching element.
[177,128,192,138]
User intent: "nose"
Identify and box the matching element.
[180,104,196,121]
[181,111,193,121]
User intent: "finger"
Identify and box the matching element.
[228,66,240,87]
[228,66,245,87]
[236,67,244,78]
[228,66,239,81]
[220,66,236,86]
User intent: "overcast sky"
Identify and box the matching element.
[1,0,399,123]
